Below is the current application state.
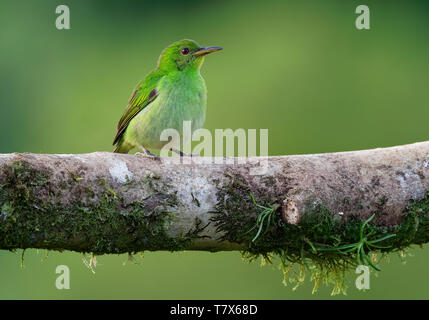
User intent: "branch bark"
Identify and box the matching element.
[0,141,428,254]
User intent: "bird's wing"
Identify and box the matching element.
[113,73,162,145]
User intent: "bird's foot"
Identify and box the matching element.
[135,152,161,160]
[170,148,200,157]
[136,147,160,160]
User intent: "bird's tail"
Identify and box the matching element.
[113,143,130,154]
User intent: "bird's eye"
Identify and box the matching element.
[181,48,190,55]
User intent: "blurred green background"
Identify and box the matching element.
[1,0,429,299]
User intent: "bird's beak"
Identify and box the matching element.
[193,46,223,56]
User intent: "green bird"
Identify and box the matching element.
[113,39,222,156]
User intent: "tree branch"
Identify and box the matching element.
[0,141,428,255]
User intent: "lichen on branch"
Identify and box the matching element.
[211,172,429,294]
[0,141,428,294]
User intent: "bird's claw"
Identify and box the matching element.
[182,153,200,157]
[135,152,161,160]
[170,148,200,157]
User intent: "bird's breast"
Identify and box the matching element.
[157,72,207,129]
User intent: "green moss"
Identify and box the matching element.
[212,175,429,295]
[2,160,429,294]
[0,160,197,254]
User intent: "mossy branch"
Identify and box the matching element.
[0,141,428,293]
[0,141,428,254]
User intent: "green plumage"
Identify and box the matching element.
[113,39,222,154]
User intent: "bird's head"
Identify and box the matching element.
[157,39,222,72]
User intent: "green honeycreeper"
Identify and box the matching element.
[113,39,222,156]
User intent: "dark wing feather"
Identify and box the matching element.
[112,74,161,146]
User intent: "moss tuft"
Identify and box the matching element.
[212,175,429,295]
[0,160,198,254]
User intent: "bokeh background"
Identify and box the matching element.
[1,0,429,299]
